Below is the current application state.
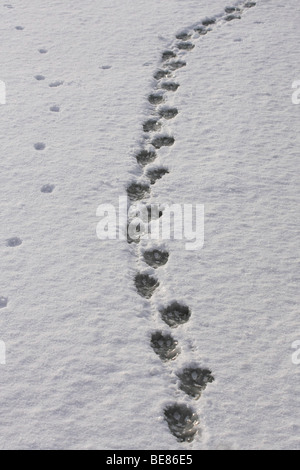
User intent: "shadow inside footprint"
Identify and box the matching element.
[150,331,180,361]
[0,297,8,309]
[245,1,256,7]
[177,367,214,399]
[151,136,175,149]
[35,75,45,81]
[164,404,199,442]
[135,273,159,299]
[39,49,48,54]
[49,81,64,88]
[176,32,192,41]
[154,69,170,80]
[136,150,157,166]
[50,106,60,112]
[146,167,169,185]
[148,94,164,105]
[6,237,22,247]
[167,60,186,71]
[161,82,180,92]
[143,249,169,268]
[15,26,24,30]
[41,184,55,193]
[162,50,176,61]
[177,42,195,51]
[202,18,216,26]
[160,301,191,328]
[127,182,150,201]
[159,107,178,120]
[143,119,162,133]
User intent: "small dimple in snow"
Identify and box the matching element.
[151,136,175,149]
[50,106,60,112]
[39,49,48,54]
[177,367,215,399]
[150,331,180,362]
[49,81,64,88]
[160,301,191,328]
[15,26,24,30]
[6,237,22,248]
[0,297,8,309]
[127,182,150,201]
[34,142,46,151]
[41,184,55,194]
[135,273,159,299]
[245,1,256,8]
[164,404,198,443]
[146,167,169,185]
[143,249,169,269]
[148,94,164,105]
[159,107,178,120]
[35,75,45,81]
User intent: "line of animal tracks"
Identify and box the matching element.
[126,1,257,443]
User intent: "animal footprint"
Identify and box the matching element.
[35,75,45,81]
[135,273,159,299]
[34,142,46,151]
[225,14,241,21]
[6,237,22,247]
[160,301,191,328]
[146,167,169,185]
[194,26,207,35]
[245,2,256,7]
[0,297,8,309]
[15,26,24,30]
[177,42,195,51]
[49,81,64,88]
[147,204,163,222]
[154,69,170,80]
[38,49,48,54]
[150,331,180,361]
[136,150,157,166]
[161,82,180,92]
[41,184,55,193]
[143,119,162,133]
[148,94,164,105]
[164,404,198,442]
[143,249,169,268]
[176,32,192,41]
[167,60,186,71]
[162,51,176,61]
[127,182,150,201]
[177,367,215,399]
[225,6,240,13]
[159,107,178,120]
[202,18,216,26]
[151,136,175,149]
[50,105,60,112]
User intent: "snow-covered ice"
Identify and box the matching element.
[0,0,299,449]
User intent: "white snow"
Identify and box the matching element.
[0,0,299,450]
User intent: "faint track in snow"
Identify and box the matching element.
[127,0,258,443]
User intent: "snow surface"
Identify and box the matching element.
[0,0,299,450]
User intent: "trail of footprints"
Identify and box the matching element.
[1,5,61,310]
[127,1,256,443]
